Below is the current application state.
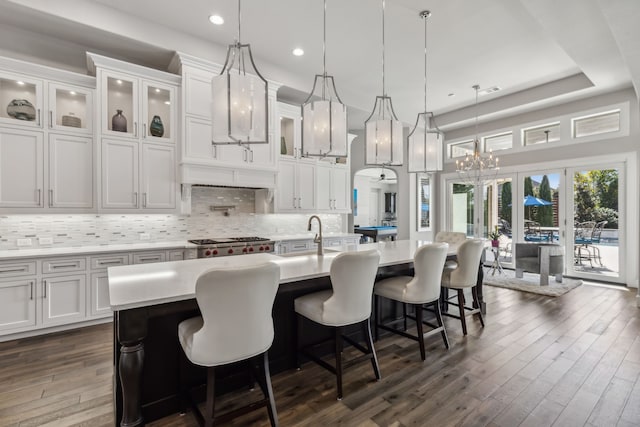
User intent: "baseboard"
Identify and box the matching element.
[0,317,112,343]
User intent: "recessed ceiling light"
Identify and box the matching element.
[478,86,501,95]
[116,79,123,84]
[69,91,76,95]
[209,14,224,25]
[164,101,171,105]
[155,88,160,93]
[16,81,25,85]
[292,48,304,57]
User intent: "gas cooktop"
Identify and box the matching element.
[188,237,271,245]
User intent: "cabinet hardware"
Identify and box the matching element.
[298,197,302,209]
[49,189,53,207]
[212,145,217,158]
[37,109,41,126]
[37,189,42,205]
[98,260,123,266]
[250,150,254,162]
[52,263,78,269]
[49,110,53,128]
[143,123,147,139]
[133,192,138,207]
[43,280,47,298]
[30,281,34,300]
[134,122,138,138]
[0,267,28,273]
[139,257,160,262]
[292,197,296,209]
[143,193,147,207]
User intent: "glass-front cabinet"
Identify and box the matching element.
[0,72,43,128]
[48,83,92,134]
[100,70,175,143]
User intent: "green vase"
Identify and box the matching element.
[149,115,164,137]
[280,136,287,155]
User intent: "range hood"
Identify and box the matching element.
[180,162,277,189]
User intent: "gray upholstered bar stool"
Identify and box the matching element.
[294,249,381,400]
[441,239,485,335]
[435,231,468,269]
[374,243,450,360]
[178,263,280,427]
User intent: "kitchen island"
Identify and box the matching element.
[109,240,485,426]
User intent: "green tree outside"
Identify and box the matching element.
[538,175,553,226]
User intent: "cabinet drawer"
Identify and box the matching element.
[287,241,313,252]
[168,250,184,261]
[90,254,129,270]
[323,239,343,247]
[0,261,36,278]
[132,252,166,264]
[42,258,86,275]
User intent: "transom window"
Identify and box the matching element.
[523,123,560,146]
[484,132,512,153]
[573,110,620,138]
[449,140,474,158]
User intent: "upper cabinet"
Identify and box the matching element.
[47,83,92,135]
[99,70,176,143]
[278,102,301,159]
[0,72,43,129]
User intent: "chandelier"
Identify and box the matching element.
[365,0,403,166]
[301,0,348,158]
[211,0,268,145]
[408,10,443,173]
[455,85,499,182]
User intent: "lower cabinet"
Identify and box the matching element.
[41,274,86,326]
[90,273,111,317]
[0,279,36,332]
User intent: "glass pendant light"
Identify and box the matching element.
[211,0,268,145]
[365,0,403,166]
[301,0,347,158]
[408,11,443,173]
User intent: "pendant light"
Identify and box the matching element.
[301,0,348,158]
[407,11,443,173]
[211,0,268,145]
[365,0,403,166]
[455,85,499,182]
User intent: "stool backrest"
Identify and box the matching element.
[448,239,484,288]
[192,262,280,365]
[323,249,381,325]
[435,231,467,246]
[406,243,449,302]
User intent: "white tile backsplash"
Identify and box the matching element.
[0,187,343,249]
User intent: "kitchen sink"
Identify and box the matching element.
[276,248,341,258]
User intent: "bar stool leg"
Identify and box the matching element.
[363,318,381,380]
[457,289,468,335]
[472,286,485,327]
[402,303,408,331]
[335,326,344,400]
[374,295,380,341]
[414,304,426,361]
[205,367,216,427]
[262,352,279,427]
[295,314,303,369]
[434,300,450,349]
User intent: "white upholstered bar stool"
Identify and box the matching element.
[441,239,485,335]
[294,249,381,400]
[435,231,468,269]
[374,243,450,360]
[178,263,280,427]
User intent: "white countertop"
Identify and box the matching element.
[0,241,198,260]
[108,240,460,311]
[268,232,361,241]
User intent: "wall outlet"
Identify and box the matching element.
[39,237,54,245]
[17,238,32,247]
[139,233,151,240]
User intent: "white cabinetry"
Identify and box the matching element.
[141,143,176,209]
[101,138,139,209]
[316,162,350,213]
[41,274,86,326]
[276,158,316,212]
[278,102,302,159]
[47,82,93,135]
[0,278,36,332]
[48,134,94,208]
[0,127,44,207]
[0,71,44,128]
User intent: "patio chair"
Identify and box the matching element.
[579,220,607,267]
[574,221,596,266]
[498,218,512,238]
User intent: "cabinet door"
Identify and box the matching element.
[49,134,94,208]
[184,117,227,162]
[141,143,176,209]
[101,71,139,138]
[0,279,36,332]
[277,159,297,211]
[0,73,44,128]
[332,165,350,212]
[48,83,92,134]
[278,102,301,159]
[250,138,276,169]
[141,80,175,143]
[0,128,44,207]
[89,272,111,317]
[297,161,316,211]
[184,69,214,119]
[41,274,86,326]
[316,164,332,211]
[101,138,139,209]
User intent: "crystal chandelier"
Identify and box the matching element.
[455,85,499,182]
[408,10,443,173]
[211,0,268,145]
[301,0,348,158]
[365,0,403,166]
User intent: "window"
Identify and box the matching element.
[523,123,560,146]
[417,174,432,231]
[484,132,512,153]
[449,140,474,158]
[573,110,620,138]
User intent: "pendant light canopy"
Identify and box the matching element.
[301,0,348,158]
[455,85,499,182]
[212,0,268,145]
[365,0,403,166]
[408,11,443,173]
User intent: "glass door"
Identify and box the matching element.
[482,176,514,267]
[518,170,563,247]
[566,164,623,282]
[449,181,475,236]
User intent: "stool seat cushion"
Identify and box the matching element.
[294,290,333,326]
[374,275,413,303]
[178,316,204,364]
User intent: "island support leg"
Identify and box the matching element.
[116,309,149,427]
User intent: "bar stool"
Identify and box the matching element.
[374,243,450,360]
[441,239,485,335]
[294,249,381,400]
[178,263,280,427]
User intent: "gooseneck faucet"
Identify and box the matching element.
[307,215,324,256]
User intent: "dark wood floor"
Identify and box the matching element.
[1,281,639,427]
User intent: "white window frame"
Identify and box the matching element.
[416,173,433,231]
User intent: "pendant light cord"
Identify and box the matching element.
[323,0,327,77]
[423,12,428,114]
[382,0,386,96]
[237,0,242,42]
[473,84,480,155]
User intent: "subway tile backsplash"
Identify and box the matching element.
[0,187,343,249]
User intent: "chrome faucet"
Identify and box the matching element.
[307,215,324,256]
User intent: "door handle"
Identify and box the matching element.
[37,189,42,205]
[143,123,147,139]
[49,110,53,128]
[43,280,47,298]
[143,192,147,207]
[37,109,41,127]
[30,281,34,300]
[133,192,138,207]
[134,122,138,138]
[49,189,53,207]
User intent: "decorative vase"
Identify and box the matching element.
[149,115,164,137]
[7,99,36,121]
[280,136,287,155]
[491,240,500,248]
[112,109,127,132]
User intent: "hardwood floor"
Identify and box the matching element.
[1,282,639,426]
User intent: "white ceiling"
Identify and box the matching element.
[0,0,638,131]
